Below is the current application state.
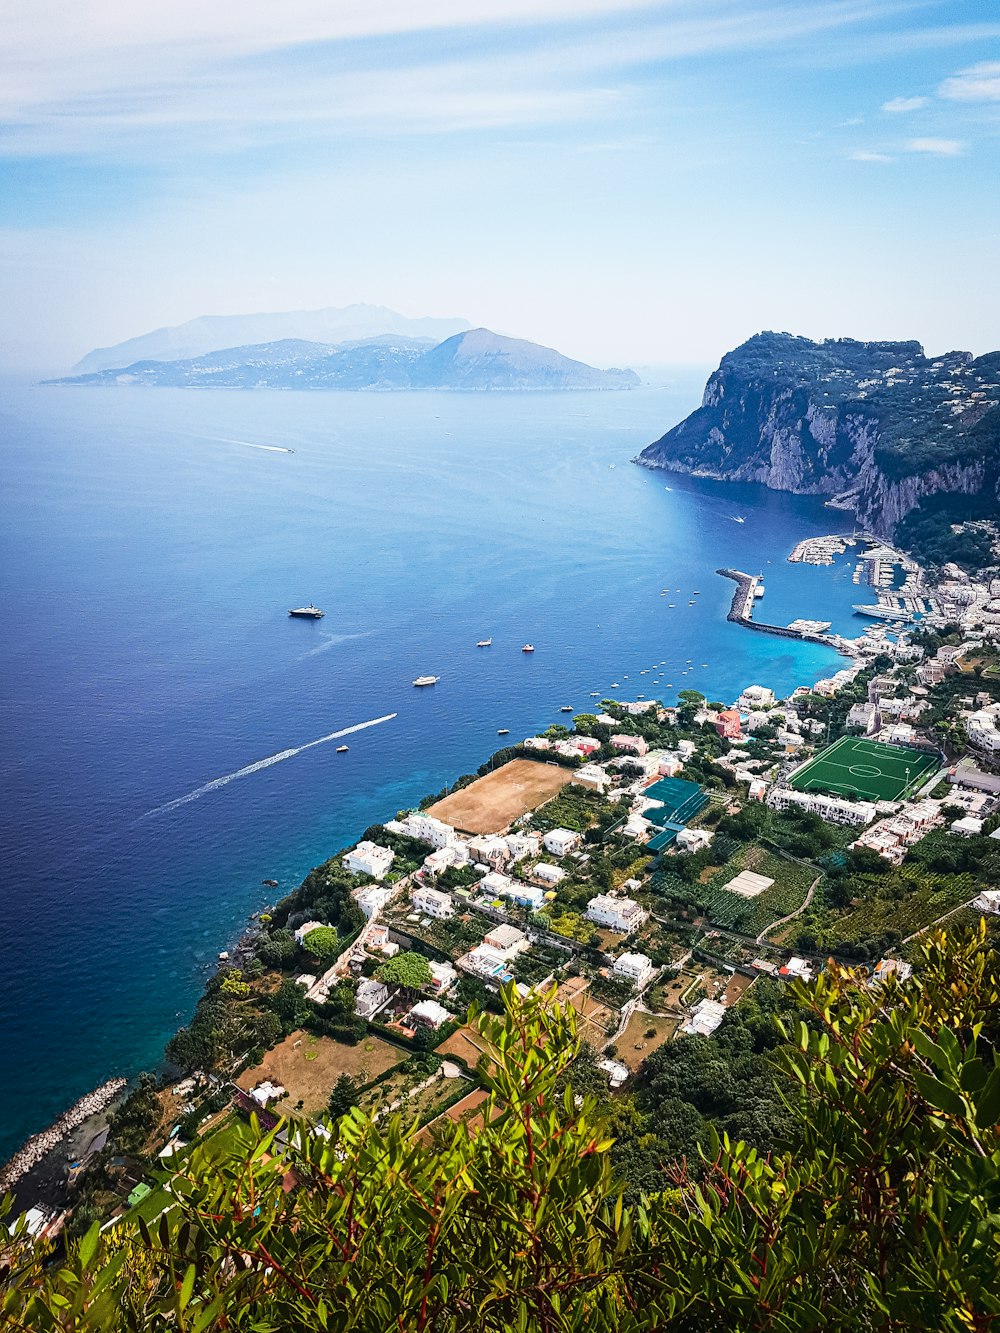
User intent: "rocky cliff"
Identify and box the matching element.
[635,332,1000,545]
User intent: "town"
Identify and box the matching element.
[16,537,1000,1241]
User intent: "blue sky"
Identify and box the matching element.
[1,0,998,372]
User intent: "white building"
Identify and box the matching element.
[479,871,515,898]
[574,763,613,791]
[585,894,648,933]
[483,923,529,956]
[972,889,1000,915]
[682,998,727,1037]
[951,815,984,837]
[408,999,452,1030]
[780,956,815,982]
[410,884,455,920]
[675,827,713,853]
[460,943,514,980]
[397,812,459,849]
[623,813,652,841]
[428,961,458,994]
[598,1057,630,1089]
[768,787,877,827]
[344,841,396,880]
[422,844,470,877]
[533,862,566,886]
[737,685,775,710]
[613,951,655,988]
[543,828,582,857]
[504,832,541,862]
[353,885,393,919]
[355,978,390,1018]
[293,920,325,945]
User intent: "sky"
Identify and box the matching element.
[1,0,998,374]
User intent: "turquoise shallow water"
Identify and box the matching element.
[0,384,864,1163]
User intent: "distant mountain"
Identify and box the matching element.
[47,329,640,392]
[635,331,1000,566]
[71,305,472,375]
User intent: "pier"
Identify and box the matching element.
[716,569,842,648]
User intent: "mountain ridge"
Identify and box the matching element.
[48,329,639,392]
[71,304,473,375]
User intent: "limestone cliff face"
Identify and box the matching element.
[635,331,1000,540]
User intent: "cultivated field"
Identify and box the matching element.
[789,736,938,803]
[427,758,577,834]
[237,1031,402,1115]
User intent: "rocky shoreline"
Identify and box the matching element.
[0,1077,127,1196]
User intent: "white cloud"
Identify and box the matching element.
[938,60,1000,103]
[0,0,919,157]
[848,150,893,162]
[905,137,965,156]
[881,96,927,113]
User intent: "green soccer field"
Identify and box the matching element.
[788,736,939,803]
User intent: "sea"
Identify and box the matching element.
[0,382,869,1166]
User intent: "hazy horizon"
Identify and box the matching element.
[2,1,999,375]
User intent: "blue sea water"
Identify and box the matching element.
[0,383,866,1164]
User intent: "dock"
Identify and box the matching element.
[716,569,842,649]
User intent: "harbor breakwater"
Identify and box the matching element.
[0,1078,127,1195]
[716,569,842,649]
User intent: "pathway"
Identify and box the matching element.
[755,875,820,947]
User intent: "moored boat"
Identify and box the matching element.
[413,675,439,686]
[476,638,492,647]
[288,604,324,618]
[521,644,535,653]
[336,745,349,752]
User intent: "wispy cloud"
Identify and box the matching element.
[938,60,1000,103]
[0,0,923,157]
[905,137,965,156]
[848,149,893,162]
[881,95,927,113]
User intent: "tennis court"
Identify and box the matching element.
[789,736,938,803]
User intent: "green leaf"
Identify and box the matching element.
[913,1070,966,1119]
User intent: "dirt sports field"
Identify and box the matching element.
[427,758,576,834]
[237,1030,401,1116]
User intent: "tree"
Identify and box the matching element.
[302,925,339,962]
[327,1074,359,1120]
[375,950,432,991]
[7,928,1000,1330]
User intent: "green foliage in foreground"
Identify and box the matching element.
[5,926,1000,1330]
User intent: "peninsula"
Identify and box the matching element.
[635,332,1000,571]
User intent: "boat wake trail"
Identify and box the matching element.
[141,714,397,819]
[209,437,294,454]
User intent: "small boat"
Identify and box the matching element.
[560,706,573,713]
[497,728,510,735]
[610,682,620,688]
[590,692,600,697]
[288,604,324,618]
[664,485,672,491]
[668,604,675,608]
[522,644,535,653]
[731,516,745,524]
[262,879,278,888]
[413,675,439,686]
[336,745,349,753]
[477,638,492,647]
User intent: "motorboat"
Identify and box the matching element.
[521,644,535,653]
[336,745,349,752]
[477,638,492,647]
[288,604,324,618]
[413,675,439,686]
